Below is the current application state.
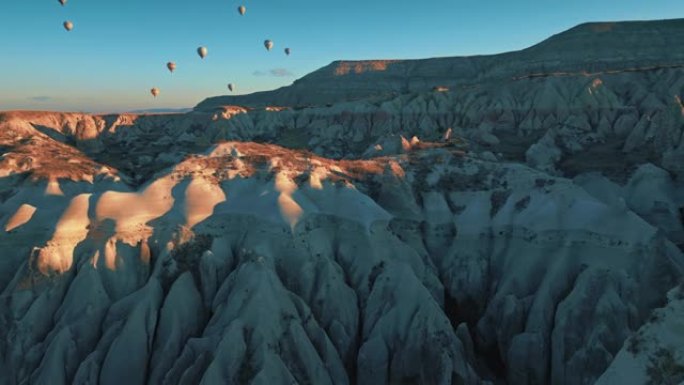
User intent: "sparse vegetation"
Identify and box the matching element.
[277,127,311,149]
[238,357,256,385]
[649,310,664,324]
[534,178,556,188]
[490,189,512,217]
[514,195,531,211]
[646,348,684,385]
[368,260,386,291]
[627,333,645,355]
[170,233,212,274]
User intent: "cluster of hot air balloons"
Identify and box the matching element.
[57,0,293,99]
[149,3,293,98]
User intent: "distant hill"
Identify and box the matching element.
[196,18,684,110]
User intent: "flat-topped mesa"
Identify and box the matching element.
[195,18,684,110]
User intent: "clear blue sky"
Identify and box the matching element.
[1,0,683,112]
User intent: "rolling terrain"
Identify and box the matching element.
[1,18,684,385]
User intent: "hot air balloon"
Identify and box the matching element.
[151,88,160,98]
[228,83,235,92]
[264,40,273,51]
[238,5,246,15]
[63,21,73,31]
[167,62,176,73]
[284,48,291,56]
[197,46,208,59]
[58,0,67,6]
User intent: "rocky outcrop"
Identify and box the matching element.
[5,62,683,185]
[0,139,682,384]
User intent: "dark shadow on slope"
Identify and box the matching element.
[0,175,74,293]
[0,175,80,382]
[560,136,660,183]
[31,124,76,146]
[145,177,210,292]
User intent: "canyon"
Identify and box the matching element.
[1,18,684,385]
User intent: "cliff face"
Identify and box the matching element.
[196,18,684,109]
[1,18,684,385]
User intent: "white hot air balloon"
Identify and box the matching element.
[151,88,160,98]
[167,62,176,73]
[197,46,208,59]
[264,40,273,51]
[284,48,291,56]
[63,21,73,31]
[228,83,235,92]
[238,5,246,15]
[58,0,67,6]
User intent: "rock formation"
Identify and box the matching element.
[1,18,684,385]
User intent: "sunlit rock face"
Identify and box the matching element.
[1,18,684,385]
